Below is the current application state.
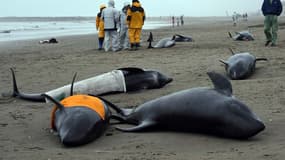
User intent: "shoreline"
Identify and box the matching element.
[0,17,172,43]
[1,16,285,160]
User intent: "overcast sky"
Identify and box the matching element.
[0,0,263,17]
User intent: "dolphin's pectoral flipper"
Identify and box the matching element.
[174,34,184,38]
[147,32,153,42]
[207,72,232,96]
[110,114,129,124]
[228,32,233,38]
[10,68,19,97]
[97,96,124,114]
[41,94,65,112]
[219,59,228,66]
[147,32,154,48]
[235,31,241,35]
[115,120,155,132]
[228,48,235,55]
[97,96,134,116]
[255,58,268,62]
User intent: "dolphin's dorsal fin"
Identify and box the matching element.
[207,72,232,96]
[97,96,123,114]
[117,67,145,75]
[41,94,65,112]
[70,72,77,96]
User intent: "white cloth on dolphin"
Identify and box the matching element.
[45,70,126,103]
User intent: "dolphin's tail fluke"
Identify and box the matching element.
[10,68,45,102]
[147,32,154,49]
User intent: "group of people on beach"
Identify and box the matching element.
[171,15,184,28]
[96,0,145,52]
[95,0,283,52]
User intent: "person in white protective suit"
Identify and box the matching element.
[101,0,121,52]
[118,2,130,50]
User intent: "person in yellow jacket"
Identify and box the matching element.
[127,0,145,50]
[96,4,106,50]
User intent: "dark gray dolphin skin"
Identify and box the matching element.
[40,74,121,146]
[228,31,254,41]
[43,93,113,146]
[147,32,176,48]
[10,67,172,102]
[173,34,194,42]
[119,67,173,91]
[111,72,265,139]
[219,49,268,80]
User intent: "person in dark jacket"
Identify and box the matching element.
[262,0,283,47]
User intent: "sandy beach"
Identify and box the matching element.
[0,16,285,160]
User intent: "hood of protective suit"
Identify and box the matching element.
[108,0,115,7]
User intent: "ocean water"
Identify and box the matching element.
[0,17,171,42]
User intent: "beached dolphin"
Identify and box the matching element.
[110,72,265,139]
[45,93,112,146]
[10,67,173,102]
[147,32,176,48]
[228,31,254,41]
[40,74,122,146]
[39,38,58,44]
[219,49,268,80]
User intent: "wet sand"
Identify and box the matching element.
[0,16,285,160]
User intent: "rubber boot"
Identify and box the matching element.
[135,43,139,50]
[98,37,104,50]
[130,43,135,51]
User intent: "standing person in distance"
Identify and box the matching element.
[118,2,131,50]
[101,0,120,52]
[127,0,145,51]
[96,4,106,50]
[262,0,283,47]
